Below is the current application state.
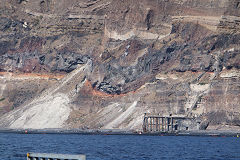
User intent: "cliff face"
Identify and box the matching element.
[0,0,239,130]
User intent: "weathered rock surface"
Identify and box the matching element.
[0,0,239,131]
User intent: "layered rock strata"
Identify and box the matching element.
[0,0,239,130]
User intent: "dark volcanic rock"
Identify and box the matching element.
[199,120,210,130]
[0,50,89,73]
[97,81,121,95]
[51,51,89,73]
[0,35,90,73]
[0,17,25,33]
[0,41,14,56]
[0,17,12,32]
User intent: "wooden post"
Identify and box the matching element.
[167,117,169,131]
[156,117,158,131]
[143,116,147,132]
[149,117,151,131]
[162,117,164,132]
[163,117,165,131]
[150,117,152,132]
[163,117,166,132]
[153,117,156,132]
[146,117,149,132]
[153,117,155,131]
[166,117,168,132]
[161,118,164,131]
[143,113,147,132]
[159,117,161,131]
[171,117,173,132]
[154,117,156,132]
[153,117,157,132]
[152,117,154,131]
[152,117,154,132]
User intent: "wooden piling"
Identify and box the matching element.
[146,117,148,131]
[165,118,167,132]
[161,118,164,131]
[149,117,152,131]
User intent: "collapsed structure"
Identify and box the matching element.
[143,113,200,133]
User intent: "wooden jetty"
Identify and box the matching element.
[27,152,86,160]
[143,113,192,133]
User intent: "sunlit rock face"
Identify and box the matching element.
[0,0,239,130]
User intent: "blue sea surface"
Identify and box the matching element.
[0,133,239,160]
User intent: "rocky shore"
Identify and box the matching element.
[0,128,239,138]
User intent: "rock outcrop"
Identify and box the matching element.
[0,0,239,131]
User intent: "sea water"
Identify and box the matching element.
[0,133,239,160]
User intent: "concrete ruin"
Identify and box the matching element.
[143,113,200,133]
